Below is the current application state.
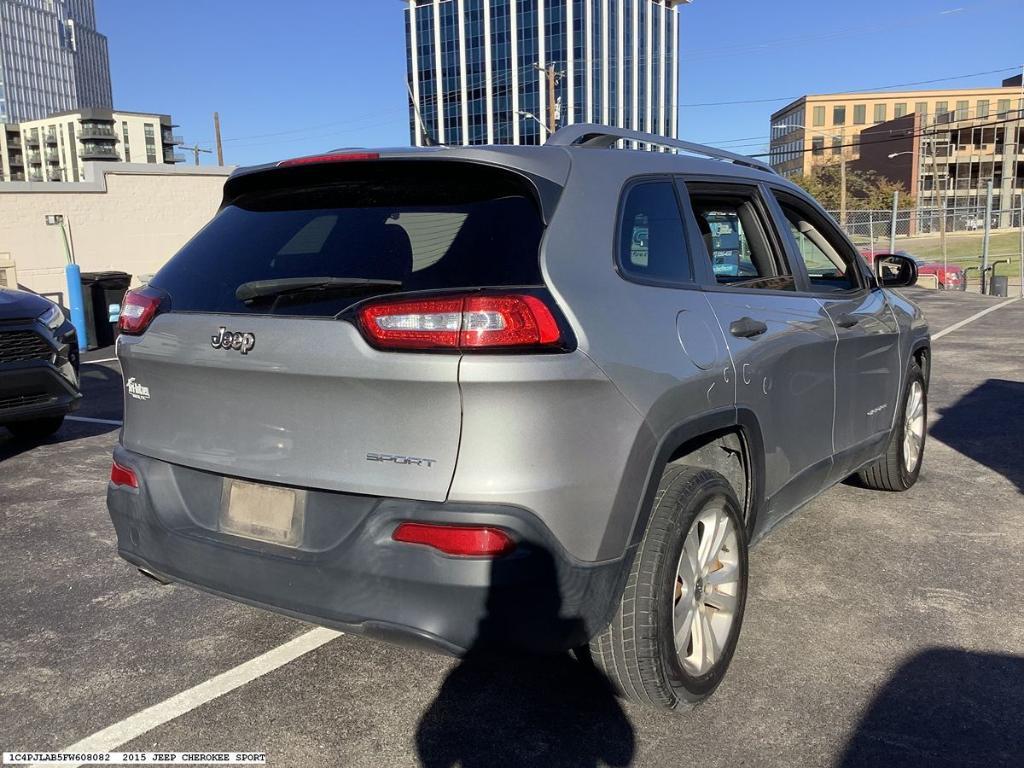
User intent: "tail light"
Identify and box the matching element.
[110,460,139,489]
[392,522,516,557]
[278,151,380,167]
[118,287,167,335]
[357,293,564,352]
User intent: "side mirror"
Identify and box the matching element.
[874,253,918,288]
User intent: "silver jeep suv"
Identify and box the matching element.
[107,125,929,711]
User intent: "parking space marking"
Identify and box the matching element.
[66,415,123,426]
[38,628,342,768]
[82,357,120,365]
[932,297,1020,340]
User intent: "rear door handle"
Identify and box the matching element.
[835,314,860,329]
[729,317,768,339]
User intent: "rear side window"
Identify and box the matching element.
[617,180,691,285]
[151,162,546,316]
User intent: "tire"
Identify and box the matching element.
[857,360,926,491]
[6,415,64,441]
[589,466,748,712]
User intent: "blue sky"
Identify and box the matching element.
[97,0,1022,167]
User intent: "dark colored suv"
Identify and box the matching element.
[0,287,81,439]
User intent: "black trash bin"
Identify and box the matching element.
[80,271,132,349]
[990,275,1008,297]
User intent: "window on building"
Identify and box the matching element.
[144,123,156,163]
[122,121,131,162]
[813,105,825,127]
[956,100,969,121]
[936,101,949,123]
[915,101,929,119]
[977,100,989,119]
[812,136,824,156]
[853,105,866,125]
[874,104,887,123]
[833,105,846,126]
[895,103,907,118]
[997,99,1011,118]
[831,136,843,156]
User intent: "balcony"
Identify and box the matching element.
[79,145,119,160]
[9,172,26,181]
[163,149,185,163]
[27,151,42,164]
[44,131,57,145]
[8,154,24,167]
[45,149,59,163]
[161,132,183,145]
[78,125,117,140]
[7,138,21,149]
[47,168,63,181]
[25,136,39,148]
[28,171,43,182]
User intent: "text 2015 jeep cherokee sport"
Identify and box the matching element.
[107,125,929,711]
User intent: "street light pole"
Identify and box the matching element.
[518,110,549,140]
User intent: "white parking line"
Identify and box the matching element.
[38,628,341,768]
[82,357,120,365]
[66,415,123,426]
[933,297,1020,340]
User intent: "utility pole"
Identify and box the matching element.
[186,143,213,166]
[982,179,993,294]
[546,64,558,136]
[839,127,848,230]
[213,111,224,166]
[930,115,948,275]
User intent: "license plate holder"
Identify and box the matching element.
[219,479,305,547]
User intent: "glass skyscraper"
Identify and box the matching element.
[0,0,112,124]
[404,0,684,146]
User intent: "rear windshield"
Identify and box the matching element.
[150,162,546,316]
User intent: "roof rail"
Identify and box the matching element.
[546,123,778,176]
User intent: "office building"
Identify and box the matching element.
[0,0,113,124]
[404,0,688,146]
[1,108,182,183]
[769,79,1023,181]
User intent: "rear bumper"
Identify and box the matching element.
[107,446,626,655]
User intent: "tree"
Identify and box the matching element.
[793,162,914,210]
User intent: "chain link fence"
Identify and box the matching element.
[824,205,1024,295]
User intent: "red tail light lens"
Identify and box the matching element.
[392,522,516,557]
[278,151,380,167]
[357,293,563,352]
[118,288,165,335]
[110,460,138,489]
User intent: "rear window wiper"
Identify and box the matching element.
[236,277,403,304]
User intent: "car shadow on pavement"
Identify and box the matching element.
[838,648,1024,768]
[930,379,1024,494]
[0,418,118,463]
[415,548,635,768]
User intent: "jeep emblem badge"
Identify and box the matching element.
[211,326,256,355]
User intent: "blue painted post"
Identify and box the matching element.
[65,262,88,351]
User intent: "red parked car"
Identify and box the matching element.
[861,250,966,291]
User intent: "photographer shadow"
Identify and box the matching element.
[415,547,636,768]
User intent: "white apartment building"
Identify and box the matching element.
[1,107,183,182]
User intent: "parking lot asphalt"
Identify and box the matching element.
[2,289,1022,767]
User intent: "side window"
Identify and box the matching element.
[689,191,794,291]
[618,181,691,284]
[773,193,862,293]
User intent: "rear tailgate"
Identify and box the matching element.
[119,314,459,500]
[118,156,557,502]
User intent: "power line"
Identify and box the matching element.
[679,66,1022,109]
